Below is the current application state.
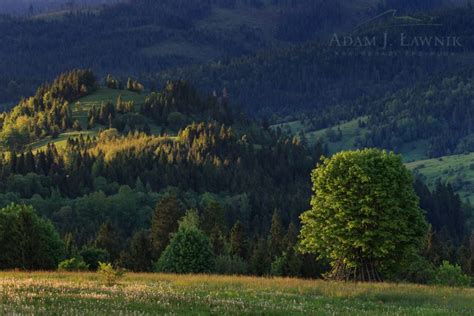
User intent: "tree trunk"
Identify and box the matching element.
[327,259,383,282]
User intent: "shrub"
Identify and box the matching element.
[397,255,434,284]
[271,249,302,277]
[215,255,248,275]
[432,261,471,287]
[58,257,89,272]
[80,246,110,270]
[97,262,125,286]
[155,209,215,274]
[155,228,215,273]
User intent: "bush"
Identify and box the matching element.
[155,210,215,274]
[58,257,89,272]
[397,255,434,284]
[215,255,248,275]
[80,246,110,270]
[271,249,302,277]
[432,261,471,287]
[97,262,125,286]
[155,228,215,274]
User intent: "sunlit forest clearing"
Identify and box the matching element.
[29,87,150,152]
[0,272,473,315]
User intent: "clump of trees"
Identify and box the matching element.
[0,203,65,270]
[0,69,96,150]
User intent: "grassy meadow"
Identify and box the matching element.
[28,87,149,152]
[407,152,474,204]
[271,117,428,162]
[73,87,147,127]
[0,272,473,315]
[272,118,474,202]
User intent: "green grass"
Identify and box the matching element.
[307,117,370,154]
[397,139,431,163]
[26,88,147,152]
[29,130,99,152]
[271,117,474,201]
[74,87,147,127]
[407,152,474,204]
[0,272,472,315]
[272,117,371,154]
[272,117,430,162]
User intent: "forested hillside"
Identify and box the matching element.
[0,70,320,275]
[0,0,473,285]
[0,0,465,106]
[0,70,472,281]
[0,0,122,15]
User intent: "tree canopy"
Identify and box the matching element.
[0,203,65,270]
[299,149,428,281]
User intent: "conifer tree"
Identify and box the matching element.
[150,194,184,259]
[125,230,152,272]
[269,209,284,259]
[95,222,121,262]
[230,220,247,259]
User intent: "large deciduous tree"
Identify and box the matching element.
[299,149,428,281]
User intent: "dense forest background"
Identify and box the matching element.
[0,0,466,105]
[0,0,473,280]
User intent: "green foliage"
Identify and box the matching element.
[0,203,65,270]
[299,149,428,281]
[397,252,435,284]
[0,70,95,143]
[269,210,284,259]
[271,248,302,277]
[95,222,122,262]
[432,261,471,287]
[80,246,110,271]
[120,230,152,272]
[151,194,185,259]
[249,238,271,276]
[214,255,248,275]
[155,210,215,274]
[58,257,89,272]
[97,262,125,287]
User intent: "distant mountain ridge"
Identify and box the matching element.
[0,0,124,16]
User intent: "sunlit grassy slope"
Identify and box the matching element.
[272,118,474,201]
[29,130,99,152]
[73,87,147,127]
[0,272,472,315]
[29,87,147,151]
[272,118,429,162]
[407,153,474,204]
[272,118,369,154]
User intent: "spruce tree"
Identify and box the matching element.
[269,209,284,259]
[230,221,247,259]
[150,194,184,259]
[95,222,121,262]
[126,230,152,272]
